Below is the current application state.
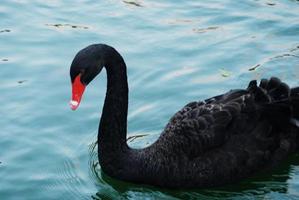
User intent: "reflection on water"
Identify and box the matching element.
[45,23,89,30]
[123,0,143,7]
[0,29,11,33]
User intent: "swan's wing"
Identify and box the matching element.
[160,77,293,159]
[160,89,252,158]
[166,89,248,128]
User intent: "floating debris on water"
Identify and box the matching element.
[248,53,299,71]
[219,68,231,77]
[127,134,148,142]
[266,2,276,6]
[192,26,219,33]
[45,23,89,29]
[290,45,299,52]
[272,53,299,59]
[123,0,143,7]
[249,64,261,71]
[165,19,197,25]
[1,58,8,61]
[18,80,28,84]
[0,29,11,33]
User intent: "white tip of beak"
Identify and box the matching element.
[69,100,79,110]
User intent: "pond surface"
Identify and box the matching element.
[1,0,299,199]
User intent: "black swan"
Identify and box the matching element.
[69,44,299,188]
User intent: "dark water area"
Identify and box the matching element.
[0,0,299,199]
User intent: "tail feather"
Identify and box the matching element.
[290,84,299,119]
[248,77,299,126]
[268,82,290,100]
[290,96,299,119]
[259,78,269,89]
[291,87,299,97]
[265,77,281,91]
[248,77,291,103]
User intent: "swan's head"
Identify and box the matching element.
[69,44,105,110]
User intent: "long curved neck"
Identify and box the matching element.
[97,46,130,175]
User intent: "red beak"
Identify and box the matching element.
[70,74,86,110]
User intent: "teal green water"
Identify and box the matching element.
[1,0,299,199]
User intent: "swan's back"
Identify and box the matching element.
[137,77,299,188]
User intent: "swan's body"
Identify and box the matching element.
[70,44,299,188]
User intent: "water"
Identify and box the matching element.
[1,0,299,199]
